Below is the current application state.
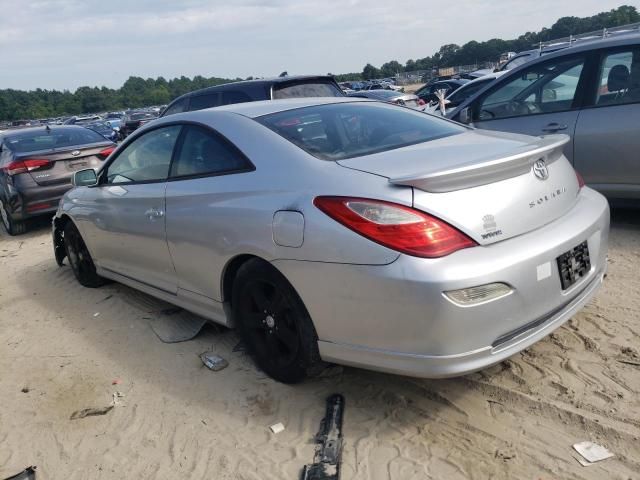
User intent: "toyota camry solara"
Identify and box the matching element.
[52,98,609,383]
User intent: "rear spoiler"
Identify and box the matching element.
[389,134,570,193]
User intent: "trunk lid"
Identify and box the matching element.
[17,143,112,186]
[337,130,580,245]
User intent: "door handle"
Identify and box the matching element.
[542,122,568,133]
[144,208,165,220]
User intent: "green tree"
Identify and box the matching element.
[362,63,380,80]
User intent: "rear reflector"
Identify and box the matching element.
[2,158,52,176]
[26,201,53,213]
[98,147,115,159]
[314,196,476,258]
[444,283,513,306]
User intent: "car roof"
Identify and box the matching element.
[527,32,640,61]
[174,97,370,119]
[180,75,336,98]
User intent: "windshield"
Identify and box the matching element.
[272,81,343,99]
[257,102,465,161]
[5,128,108,152]
[448,78,493,104]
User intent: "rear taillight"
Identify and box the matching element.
[417,99,426,106]
[314,196,476,258]
[576,170,585,189]
[2,158,52,176]
[98,147,115,159]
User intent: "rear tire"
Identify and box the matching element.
[232,259,321,383]
[63,222,104,288]
[0,198,26,236]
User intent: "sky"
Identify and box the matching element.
[0,0,631,91]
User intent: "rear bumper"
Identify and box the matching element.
[317,268,605,378]
[273,187,610,378]
[4,181,71,220]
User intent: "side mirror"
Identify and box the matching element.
[72,168,98,187]
[458,107,472,124]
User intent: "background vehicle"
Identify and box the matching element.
[63,115,102,125]
[54,98,608,384]
[347,89,421,108]
[120,111,158,138]
[85,121,119,142]
[0,126,115,234]
[426,72,506,114]
[415,79,469,104]
[448,34,640,200]
[161,75,344,117]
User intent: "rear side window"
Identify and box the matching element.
[272,82,343,99]
[170,126,251,178]
[6,128,108,152]
[257,102,465,161]
[596,49,640,106]
[163,98,189,116]
[189,93,221,111]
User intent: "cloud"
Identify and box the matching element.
[0,0,629,90]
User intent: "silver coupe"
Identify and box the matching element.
[53,98,610,383]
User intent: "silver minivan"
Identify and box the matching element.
[448,34,640,200]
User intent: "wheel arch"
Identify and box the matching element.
[221,254,265,305]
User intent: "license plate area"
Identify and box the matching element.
[556,241,591,290]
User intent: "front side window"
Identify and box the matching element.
[170,126,250,178]
[596,49,640,106]
[106,126,181,184]
[476,56,585,121]
[272,82,343,99]
[257,102,466,161]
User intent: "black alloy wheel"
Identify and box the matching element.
[63,222,104,288]
[233,259,321,383]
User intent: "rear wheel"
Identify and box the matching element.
[0,198,26,236]
[63,222,104,288]
[232,259,321,383]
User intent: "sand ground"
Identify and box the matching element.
[1,210,639,479]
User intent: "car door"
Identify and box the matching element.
[80,125,182,293]
[573,47,640,197]
[464,54,589,163]
[164,124,255,300]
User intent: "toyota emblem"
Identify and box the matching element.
[533,159,549,180]
[71,150,81,157]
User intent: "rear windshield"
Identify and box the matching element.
[5,128,108,153]
[257,102,465,160]
[272,81,343,99]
